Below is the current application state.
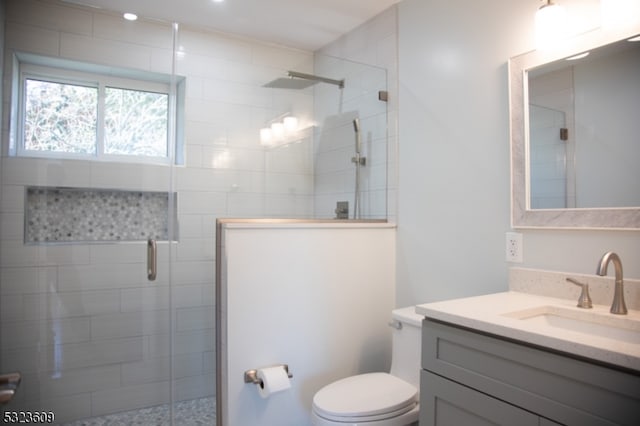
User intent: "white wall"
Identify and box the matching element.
[396,0,640,307]
[574,48,640,208]
[220,223,396,426]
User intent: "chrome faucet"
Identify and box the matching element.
[596,251,627,315]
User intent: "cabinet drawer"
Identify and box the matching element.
[422,319,640,426]
[420,370,540,426]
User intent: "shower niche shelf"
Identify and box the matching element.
[25,186,177,244]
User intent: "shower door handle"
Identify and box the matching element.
[147,239,157,281]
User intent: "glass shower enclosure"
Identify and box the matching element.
[0,4,197,424]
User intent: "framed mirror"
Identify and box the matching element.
[509,25,640,229]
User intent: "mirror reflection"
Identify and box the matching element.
[527,38,640,209]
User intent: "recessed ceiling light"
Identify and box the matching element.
[123,12,138,21]
[566,52,589,61]
[212,0,225,3]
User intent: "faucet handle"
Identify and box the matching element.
[566,278,593,309]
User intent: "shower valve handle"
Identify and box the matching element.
[351,155,366,166]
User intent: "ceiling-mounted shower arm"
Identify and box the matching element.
[287,71,345,89]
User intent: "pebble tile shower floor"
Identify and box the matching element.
[61,397,214,425]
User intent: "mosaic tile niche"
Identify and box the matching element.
[25,187,176,243]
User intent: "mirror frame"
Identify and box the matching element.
[509,25,640,230]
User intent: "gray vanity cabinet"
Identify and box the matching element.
[419,319,640,426]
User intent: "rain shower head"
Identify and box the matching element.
[263,71,344,89]
[263,77,318,90]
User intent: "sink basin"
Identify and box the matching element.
[502,305,640,344]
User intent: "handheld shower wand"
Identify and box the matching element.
[353,118,362,154]
[351,118,366,219]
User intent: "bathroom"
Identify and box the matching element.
[1,0,638,425]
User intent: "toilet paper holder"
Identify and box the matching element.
[244,364,293,385]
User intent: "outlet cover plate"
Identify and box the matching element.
[506,232,523,263]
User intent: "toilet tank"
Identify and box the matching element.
[389,306,423,389]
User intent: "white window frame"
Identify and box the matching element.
[17,62,177,165]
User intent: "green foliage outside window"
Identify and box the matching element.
[105,87,168,157]
[25,79,98,154]
[23,77,170,160]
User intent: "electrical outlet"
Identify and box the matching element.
[506,232,523,263]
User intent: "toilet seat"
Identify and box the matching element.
[312,372,418,423]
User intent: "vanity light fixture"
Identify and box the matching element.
[535,0,567,50]
[601,0,640,30]
[270,122,285,140]
[259,115,299,146]
[566,52,590,60]
[123,12,138,21]
[260,128,273,146]
[283,116,299,132]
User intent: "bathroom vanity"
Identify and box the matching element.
[416,292,640,426]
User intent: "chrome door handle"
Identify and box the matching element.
[147,239,157,281]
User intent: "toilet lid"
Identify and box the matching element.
[312,373,417,421]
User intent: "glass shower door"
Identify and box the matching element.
[0,2,180,423]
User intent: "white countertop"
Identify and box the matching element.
[416,291,640,372]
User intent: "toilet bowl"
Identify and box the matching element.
[311,306,422,426]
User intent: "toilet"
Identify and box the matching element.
[311,306,422,426]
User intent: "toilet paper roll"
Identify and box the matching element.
[256,366,291,398]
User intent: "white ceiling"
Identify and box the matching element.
[61,0,400,51]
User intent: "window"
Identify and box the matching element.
[16,58,182,164]
[25,78,98,155]
[104,87,168,157]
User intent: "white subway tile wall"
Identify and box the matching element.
[0,0,397,422]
